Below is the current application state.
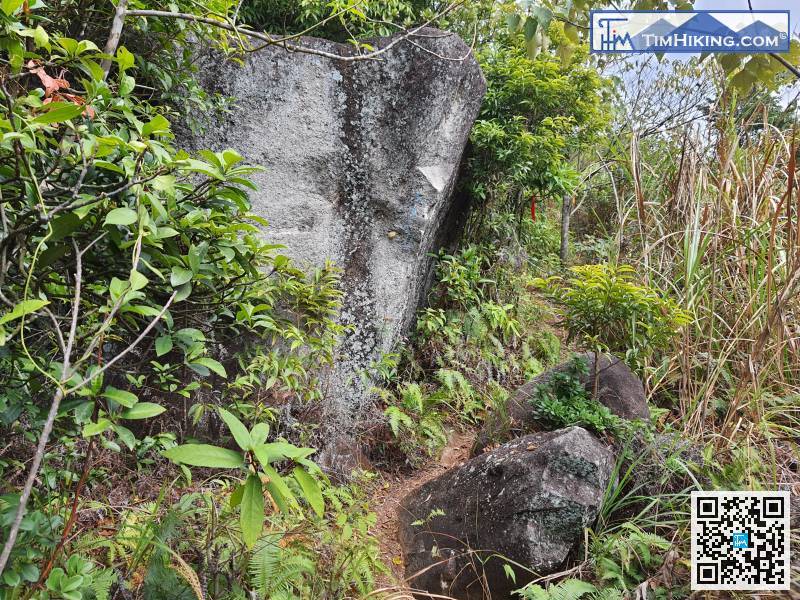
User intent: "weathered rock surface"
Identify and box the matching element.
[398,427,614,599]
[187,29,485,445]
[474,353,648,455]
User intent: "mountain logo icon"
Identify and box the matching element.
[591,10,790,54]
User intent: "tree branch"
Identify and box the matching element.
[101,0,129,78]
[124,1,465,63]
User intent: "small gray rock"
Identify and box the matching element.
[398,427,614,599]
[474,353,648,454]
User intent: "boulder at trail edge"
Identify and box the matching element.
[398,427,614,599]
[474,352,649,455]
[185,29,486,469]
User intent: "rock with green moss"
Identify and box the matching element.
[473,352,649,455]
[398,426,613,599]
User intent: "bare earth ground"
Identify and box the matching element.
[371,429,476,586]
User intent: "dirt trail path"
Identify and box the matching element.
[370,429,476,584]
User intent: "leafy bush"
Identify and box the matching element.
[592,523,671,592]
[535,264,689,367]
[379,383,448,466]
[0,2,344,593]
[515,578,612,600]
[239,0,435,40]
[164,408,325,548]
[529,356,623,435]
[466,31,609,215]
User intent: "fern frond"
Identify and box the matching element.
[517,578,597,600]
[91,568,115,600]
[249,535,314,598]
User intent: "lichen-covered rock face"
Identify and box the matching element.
[398,427,614,599]
[473,353,649,455]
[187,29,485,444]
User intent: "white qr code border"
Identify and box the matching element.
[691,490,791,591]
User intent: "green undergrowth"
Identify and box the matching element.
[371,213,566,467]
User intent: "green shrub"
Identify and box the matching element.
[528,330,561,366]
[529,356,623,434]
[379,383,447,466]
[592,523,671,592]
[535,264,689,367]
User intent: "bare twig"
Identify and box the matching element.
[0,242,82,577]
[101,0,129,78]
[66,290,177,394]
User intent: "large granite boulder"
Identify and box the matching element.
[474,353,648,455]
[187,29,486,449]
[398,427,614,599]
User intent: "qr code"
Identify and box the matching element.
[691,491,791,590]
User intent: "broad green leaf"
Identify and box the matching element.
[80,58,105,81]
[2,569,20,587]
[49,213,82,241]
[564,23,579,44]
[222,149,243,167]
[120,402,165,420]
[240,474,264,548]
[0,299,49,324]
[155,335,172,356]
[102,386,138,408]
[174,282,192,302]
[1,0,24,15]
[293,467,324,517]
[532,6,552,30]
[731,69,756,94]
[57,37,78,54]
[219,408,252,450]
[170,266,193,287]
[182,159,223,180]
[252,442,294,466]
[163,444,243,468]
[20,562,38,582]
[117,46,135,71]
[33,26,49,48]
[506,13,521,32]
[187,246,200,274]
[250,422,269,446]
[113,424,136,450]
[104,207,137,226]
[193,357,226,378]
[524,16,538,42]
[129,270,148,291]
[83,418,112,437]
[187,361,210,377]
[31,103,84,125]
[230,483,245,508]
[141,115,171,138]
[95,160,124,174]
[261,463,295,512]
[120,75,135,96]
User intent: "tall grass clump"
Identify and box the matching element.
[602,88,800,493]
